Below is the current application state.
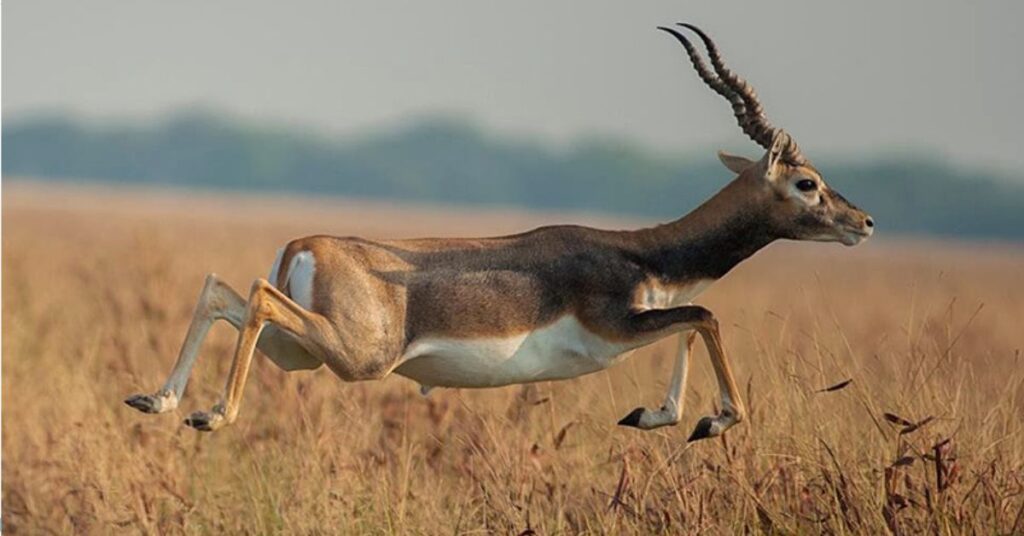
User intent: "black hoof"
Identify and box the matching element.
[184,412,215,432]
[124,394,158,414]
[617,407,646,428]
[687,416,715,442]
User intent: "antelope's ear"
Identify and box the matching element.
[760,130,791,180]
[717,151,755,175]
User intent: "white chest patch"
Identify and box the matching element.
[394,316,636,388]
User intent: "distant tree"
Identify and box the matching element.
[4,110,1023,241]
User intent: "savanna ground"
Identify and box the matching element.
[3,181,1023,534]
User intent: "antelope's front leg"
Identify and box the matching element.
[687,315,746,441]
[618,331,695,430]
[619,306,746,441]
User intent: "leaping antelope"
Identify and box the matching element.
[125,24,873,441]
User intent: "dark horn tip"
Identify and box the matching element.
[655,25,688,40]
[676,23,714,44]
[656,26,690,43]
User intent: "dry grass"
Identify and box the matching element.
[4,182,1024,534]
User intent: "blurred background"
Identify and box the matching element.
[4,0,1024,240]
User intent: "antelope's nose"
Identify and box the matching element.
[860,215,875,238]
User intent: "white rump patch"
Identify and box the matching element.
[287,251,316,310]
[268,247,285,286]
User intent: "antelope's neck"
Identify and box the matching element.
[634,182,777,282]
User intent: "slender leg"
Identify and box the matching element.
[183,278,344,431]
[618,331,696,430]
[124,274,245,414]
[125,274,322,416]
[687,319,746,442]
[617,305,746,441]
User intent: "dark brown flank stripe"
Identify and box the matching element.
[270,172,785,358]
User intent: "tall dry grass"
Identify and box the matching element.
[3,182,1023,534]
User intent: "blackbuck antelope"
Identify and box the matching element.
[126,24,873,441]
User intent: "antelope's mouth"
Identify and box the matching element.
[839,227,872,246]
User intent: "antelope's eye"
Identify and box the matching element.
[796,179,817,192]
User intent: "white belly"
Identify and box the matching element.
[394,316,634,388]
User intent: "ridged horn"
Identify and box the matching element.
[662,23,807,165]
[656,27,748,128]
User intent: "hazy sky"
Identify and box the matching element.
[5,1,1023,175]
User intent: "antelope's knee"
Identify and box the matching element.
[202,273,232,307]
[246,279,279,318]
[726,404,746,424]
[248,277,275,296]
[689,306,716,329]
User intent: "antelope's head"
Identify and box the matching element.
[661,24,874,246]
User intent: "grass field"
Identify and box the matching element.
[3,182,1023,534]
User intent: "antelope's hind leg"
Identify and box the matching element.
[124,274,321,417]
[183,277,394,432]
[125,273,246,414]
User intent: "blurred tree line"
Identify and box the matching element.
[4,110,1023,241]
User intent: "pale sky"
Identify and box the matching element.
[4,1,1023,175]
